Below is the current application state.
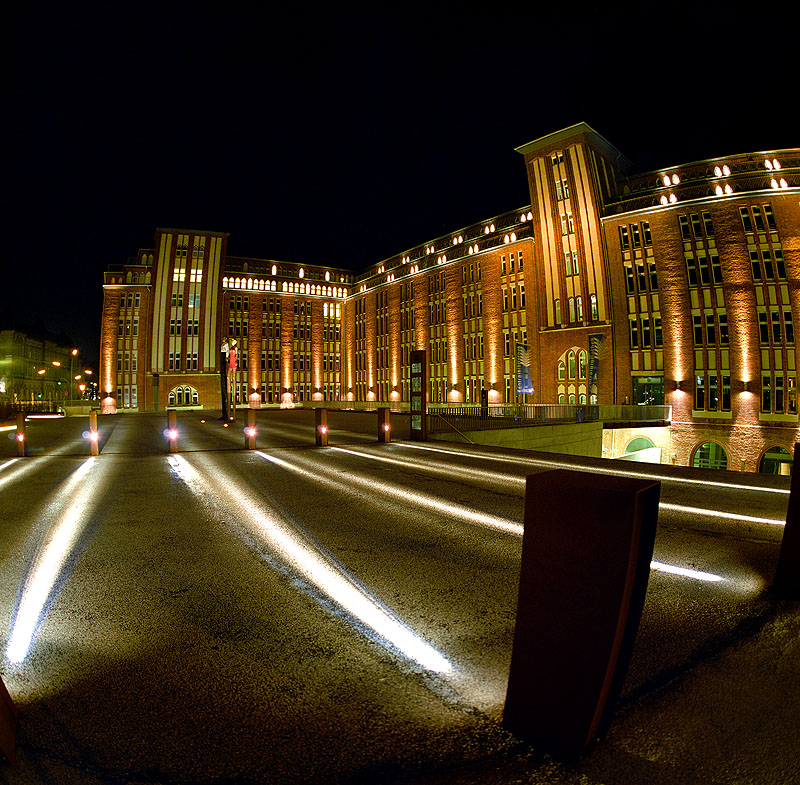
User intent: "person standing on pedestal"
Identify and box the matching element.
[227,338,238,421]
[219,336,230,421]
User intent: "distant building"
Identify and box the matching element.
[0,329,78,410]
[99,123,799,473]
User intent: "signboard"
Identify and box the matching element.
[588,334,603,393]
[409,350,427,441]
[515,342,535,395]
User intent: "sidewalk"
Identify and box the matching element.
[411,597,800,785]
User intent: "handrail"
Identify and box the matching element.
[428,411,474,443]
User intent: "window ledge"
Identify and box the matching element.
[691,410,733,419]
[758,412,799,423]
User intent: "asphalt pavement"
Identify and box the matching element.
[0,411,797,785]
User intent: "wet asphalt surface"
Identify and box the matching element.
[0,411,797,784]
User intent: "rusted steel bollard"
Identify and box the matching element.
[244,409,257,449]
[16,413,26,457]
[88,410,99,456]
[167,410,178,453]
[315,408,328,447]
[378,407,391,443]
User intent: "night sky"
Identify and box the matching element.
[5,3,797,368]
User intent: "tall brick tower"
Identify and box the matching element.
[515,123,630,405]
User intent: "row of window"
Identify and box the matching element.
[740,205,778,234]
[117,318,139,337]
[168,353,199,371]
[172,292,201,308]
[758,310,794,344]
[629,316,664,349]
[121,292,141,309]
[679,212,715,241]
[692,373,797,414]
[501,251,523,275]
[693,312,728,346]
[172,319,200,336]
[558,350,587,381]
[624,256,659,293]
[619,221,653,250]
[554,295,599,324]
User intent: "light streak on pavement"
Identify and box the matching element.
[257,450,523,536]
[5,457,105,664]
[397,442,791,495]
[650,560,724,582]
[167,454,453,675]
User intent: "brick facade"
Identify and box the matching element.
[99,124,799,472]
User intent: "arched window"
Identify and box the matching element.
[579,351,587,378]
[568,297,575,322]
[579,394,587,404]
[558,361,566,380]
[168,385,199,408]
[692,442,728,470]
[590,293,598,320]
[555,299,561,323]
[625,436,655,453]
[577,296,583,321]
[568,393,576,404]
[568,351,576,379]
[759,446,793,475]
[558,393,565,404]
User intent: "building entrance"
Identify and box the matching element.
[632,376,664,405]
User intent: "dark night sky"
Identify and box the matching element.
[5,3,797,368]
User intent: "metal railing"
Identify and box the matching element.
[427,404,672,434]
[0,401,64,419]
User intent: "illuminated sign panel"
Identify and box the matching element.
[409,350,427,441]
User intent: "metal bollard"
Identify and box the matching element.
[773,441,799,598]
[167,410,178,453]
[504,470,660,760]
[88,410,99,456]
[378,407,390,443]
[315,408,328,447]
[244,409,257,449]
[15,413,26,457]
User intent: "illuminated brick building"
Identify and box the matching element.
[99,123,799,472]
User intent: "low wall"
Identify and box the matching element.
[434,420,603,457]
[602,425,673,463]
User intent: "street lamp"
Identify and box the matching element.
[69,349,78,405]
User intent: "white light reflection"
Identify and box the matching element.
[6,457,100,665]
[397,443,791,496]
[331,446,523,490]
[650,560,724,582]
[257,451,523,536]
[167,455,452,674]
[659,502,784,526]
